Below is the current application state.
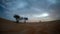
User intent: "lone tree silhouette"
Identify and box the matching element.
[24,17,28,23]
[14,15,20,23]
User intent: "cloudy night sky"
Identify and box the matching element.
[0,0,60,22]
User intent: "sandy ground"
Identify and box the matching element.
[0,18,60,34]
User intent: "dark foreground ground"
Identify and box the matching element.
[0,18,60,34]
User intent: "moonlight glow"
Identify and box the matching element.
[33,13,48,18]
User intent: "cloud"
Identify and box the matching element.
[0,0,60,21]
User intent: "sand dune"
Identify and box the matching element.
[0,18,60,34]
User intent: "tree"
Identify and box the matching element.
[24,17,28,23]
[14,15,20,23]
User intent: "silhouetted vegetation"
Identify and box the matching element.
[13,15,28,23]
[24,17,28,23]
[14,15,20,23]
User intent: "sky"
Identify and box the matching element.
[0,0,60,22]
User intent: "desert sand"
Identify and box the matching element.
[0,18,60,34]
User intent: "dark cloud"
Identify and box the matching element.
[0,0,60,21]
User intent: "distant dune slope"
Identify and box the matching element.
[0,18,60,34]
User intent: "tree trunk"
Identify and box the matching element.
[24,20,26,23]
[16,18,19,23]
